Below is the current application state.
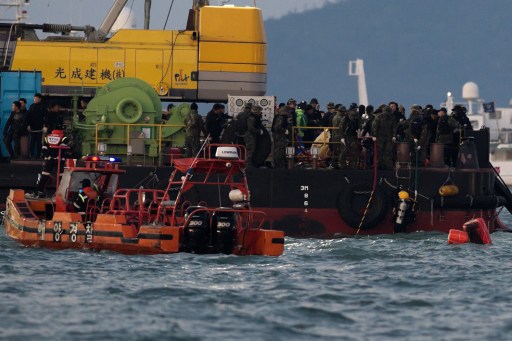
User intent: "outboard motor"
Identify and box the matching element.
[183,206,210,253]
[212,209,237,254]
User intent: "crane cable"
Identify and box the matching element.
[163,0,176,30]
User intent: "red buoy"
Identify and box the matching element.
[463,218,492,245]
[448,229,469,244]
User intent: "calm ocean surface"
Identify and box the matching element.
[2,212,512,341]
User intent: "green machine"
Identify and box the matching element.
[75,78,189,159]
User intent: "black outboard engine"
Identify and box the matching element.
[212,209,237,254]
[183,206,210,253]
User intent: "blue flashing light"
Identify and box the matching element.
[84,155,122,163]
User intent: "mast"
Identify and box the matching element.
[348,59,369,106]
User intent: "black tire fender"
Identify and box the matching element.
[337,183,388,230]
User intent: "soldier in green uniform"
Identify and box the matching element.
[329,106,346,169]
[372,106,398,169]
[184,103,206,157]
[245,105,264,167]
[234,102,253,145]
[340,109,360,169]
[436,107,460,166]
[272,106,290,168]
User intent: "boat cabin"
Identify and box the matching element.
[55,156,125,218]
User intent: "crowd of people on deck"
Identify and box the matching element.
[184,98,474,170]
[3,93,474,172]
[1,93,79,161]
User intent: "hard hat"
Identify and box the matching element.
[51,129,64,137]
[398,190,409,200]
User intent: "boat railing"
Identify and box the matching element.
[288,125,377,169]
[93,122,186,166]
[108,188,170,227]
[92,123,249,166]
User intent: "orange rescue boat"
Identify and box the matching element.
[3,144,284,256]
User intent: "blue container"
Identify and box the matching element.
[0,71,42,157]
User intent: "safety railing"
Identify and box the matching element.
[94,122,185,166]
[288,125,376,169]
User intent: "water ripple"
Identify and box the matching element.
[1,212,512,340]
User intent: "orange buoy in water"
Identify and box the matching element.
[448,229,469,244]
[463,218,492,245]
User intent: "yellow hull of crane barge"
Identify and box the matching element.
[10,6,267,101]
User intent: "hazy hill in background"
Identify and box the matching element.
[265,0,512,110]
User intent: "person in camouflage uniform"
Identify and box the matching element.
[340,109,360,169]
[245,105,264,167]
[359,105,375,167]
[397,105,424,164]
[400,105,423,144]
[184,102,206,157]
[436,107,460,166]
[359,105,375,137]
[418,108,438,165]
[234,102,253,145]
[329,106,346,168]
[372,105,398,169]
[272,106,290,168]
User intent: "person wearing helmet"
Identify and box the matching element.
[451,105,473,132]
[73,178,99,213]
[26,129,71,198]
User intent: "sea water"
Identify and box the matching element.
[1,212,512,341]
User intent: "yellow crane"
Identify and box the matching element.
[1,0,267,102]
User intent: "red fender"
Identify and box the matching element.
[463,218,492,245]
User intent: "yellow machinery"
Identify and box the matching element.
[1,0,267,102]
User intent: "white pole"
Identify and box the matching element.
[348,59,369,106]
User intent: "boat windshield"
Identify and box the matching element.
[57,171,119,198]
